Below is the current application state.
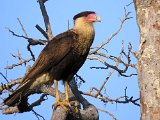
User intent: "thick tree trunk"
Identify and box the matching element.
[134,0,160,120]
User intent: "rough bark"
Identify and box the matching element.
[51,78,99,120]
[134,0,160,120]
[51,105,98,120]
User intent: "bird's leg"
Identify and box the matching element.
[53,79,68,110]
[54,79,59,102]
[64,81,69,104]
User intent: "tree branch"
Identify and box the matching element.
[35,24,48,39]
[0,78,22,93]
[98,108,117,120]
[38,0,53,40]
[89,9,132,54]
[6,27,48,45]
[17,18,28,37]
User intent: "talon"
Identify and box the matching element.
[64,100,71,107]
[53,100,70,111]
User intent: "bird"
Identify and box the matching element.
[4,11,101,110]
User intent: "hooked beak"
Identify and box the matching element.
[95,16,101,22]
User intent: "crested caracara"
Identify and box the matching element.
[4,11,101,110]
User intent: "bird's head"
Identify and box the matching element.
[73,11,101,31]
[73,11,101,23]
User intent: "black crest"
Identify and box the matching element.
[73,11,95,20]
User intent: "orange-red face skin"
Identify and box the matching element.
[85,13,97,22]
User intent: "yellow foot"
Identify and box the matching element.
[53,100,70,110]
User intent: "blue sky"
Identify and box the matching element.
[0,1,140,120]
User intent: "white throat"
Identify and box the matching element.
[73,17,95,38]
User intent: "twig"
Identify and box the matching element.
[116,87,140,106]
[32,109,45,120]
[29,94,47,108]
[6,26,47,61]
[89,9,132,54]
[87,56,119,97]
[6,27,47,45]
[75,74,86,88]
[80,89,140,106]
[80,90,125,103]
[17,18,28,37]
[35,24,48,39]
[30,94,47,120]
[116,96,140,106]
[91,87,103,97]
[68,20,70,30]
[90,66,108,69]
[91,48,137,69]
[109,55,137,69]
[98,108,117,120]
[90,41,137,97]
[38,0,53,40]
[2,106,20,114]
[0,72,9,83]
[27,44,35,61]
[89,41,137,77]
[75,74,86,83]
[119,73,137,77]
[17,18,36,61]
[126,2,134,7]
[5,57,33,69]
[95,55,122,97]
[0,78,22,93]
[6,25,48,61]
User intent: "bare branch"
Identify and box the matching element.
[6,27,48,61]
[90,9,132,54]
[116,97,140,106]
[126,2,133,7]
[32,109,45,120]
[5,50,33,69]
[75,74,86,83]
[89,41,137,78]
[35,24,48,39]
[116,87,140,106]
[2,106,20,114]
[29,94,47,108]
[27,44,36,61]
[75,74,86,88]
[17,18,36,61]
[90,53,122,98]
[38,0,53,40]
[0,78,22,93]
[80,90,125,103]
[98,108,117,120]
[0,72,9,83]
[28,39,48,45]
[80,88,140,106]
[17,18,28,37]
[6,27,47,45]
